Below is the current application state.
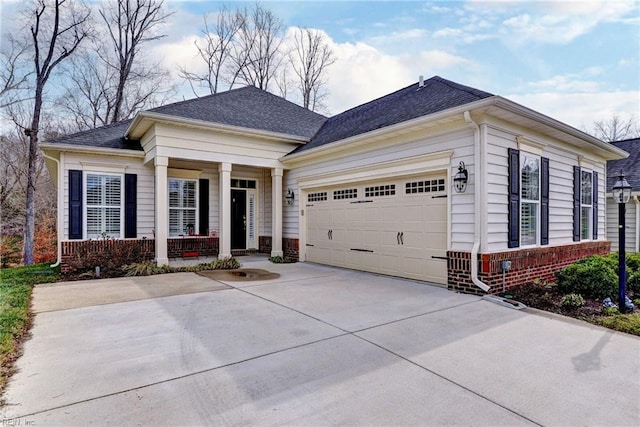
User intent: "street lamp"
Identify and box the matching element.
[612,174,632,313]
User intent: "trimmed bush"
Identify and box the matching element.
[561,293,585,309]
[269,255,296,264]
[555,255,617,300]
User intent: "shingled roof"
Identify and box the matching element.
[148,86,326,138]
[48,77,493,152]
[290,76,494,154]
[46,119,142,150]
[607,137,640,191]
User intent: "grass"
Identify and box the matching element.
[0,263,60,397]
[590,312,640,335]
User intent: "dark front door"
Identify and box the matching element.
[231,189,246,250]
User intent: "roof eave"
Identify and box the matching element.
[127,111,311,144]
[40,143,145,157]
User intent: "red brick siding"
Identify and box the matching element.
[167,237,219,258]
[447,241,611,295]
[61,239,155,272]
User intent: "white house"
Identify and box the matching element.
[606,137,640,253]
[41,76,628,294]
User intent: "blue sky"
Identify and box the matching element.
[2,0,639,131]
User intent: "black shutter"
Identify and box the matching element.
[199,179,209,236]
[592,171,598,240]
[540,157,549,245]
[508,148,520,248]
[124,174,137,238]
[69,169,83,240]
[573,166,581,242]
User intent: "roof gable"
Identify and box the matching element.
[607,137,640,191]
[291,76,493,154]
[148,86,326,139]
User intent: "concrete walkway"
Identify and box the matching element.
[1,259,639,425]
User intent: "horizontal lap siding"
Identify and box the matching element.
[62,154,154,240]
[607,198,637,252]
[485,123,608,252]
[284,126,475,245]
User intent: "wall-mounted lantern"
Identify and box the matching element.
[453,161,469,193]
[285,188,295,206]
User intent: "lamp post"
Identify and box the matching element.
[612,174,632,313]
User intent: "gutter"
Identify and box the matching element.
[463,111,490,292]
[41,151,63,268]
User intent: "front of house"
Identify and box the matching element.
[41,76,627,294]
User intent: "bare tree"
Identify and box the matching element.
[0,36,32,109]
[178,6,244,96]
[589,113,640,142]
[99,0,173,123]
[20,0,91,265]
[290,27,335,111]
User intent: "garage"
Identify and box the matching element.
[305,174,448,285]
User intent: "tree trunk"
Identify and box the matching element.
[23,85,43,265]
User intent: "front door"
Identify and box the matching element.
[231,189,246,249]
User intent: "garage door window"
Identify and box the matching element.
[365,184,395,197]
[334,188,358,199]
[405,179,445,194]
[308,192,327,202]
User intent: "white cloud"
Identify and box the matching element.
[508,91,640,130]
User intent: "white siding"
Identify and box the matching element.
[62,153,154,240]
[607,197,638,253]
[484,122,609,252]
[284,125,475,246]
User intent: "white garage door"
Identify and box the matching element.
[305,174,448,285]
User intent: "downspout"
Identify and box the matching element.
[635,195,640,253]
[463,111,490,292]
[41,151,63,268]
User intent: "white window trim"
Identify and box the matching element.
[520,154,540,247]
[168,177,199,237]
[83,171,124,239]
[580,169,593,240]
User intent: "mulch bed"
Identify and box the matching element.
[507,282,609,318]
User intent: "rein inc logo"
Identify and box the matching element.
[1,419,35,426]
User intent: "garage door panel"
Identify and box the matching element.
[305,173,447,285]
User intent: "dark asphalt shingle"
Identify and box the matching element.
[149,86,326,138]
[47,120,142,150]
[607,138,640,191]
[291,76,494,154]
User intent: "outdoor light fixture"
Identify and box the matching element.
[285,188,295,206]
[613,174,632,313]
[453,161,469,193]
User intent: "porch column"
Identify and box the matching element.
[271,167,284,257]
[219,162,232,259]
[154,156,169,266]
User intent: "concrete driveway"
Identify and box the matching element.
[2,260,639,425]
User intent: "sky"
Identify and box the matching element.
[1,0,639,132]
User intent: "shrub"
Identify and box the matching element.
[211,257,240,270]
[122,261,172,276]
[65,239,154,278]
[555,255,617,299]
[269,255,296,264]
[561,293,585,309]
[0,237,22,267]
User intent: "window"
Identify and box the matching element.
[308,192,327,202]
[405,179,445,194]
[581,170,593,240]
[365,184,395,197]
[86,173,122,239]
[508,148,549,248]
[333,188,358,200]
[169,179,197,236]
[520,155,540,246]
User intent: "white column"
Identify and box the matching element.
[271,167,284,257]
[218,162,232,259]
[154,156,169,266]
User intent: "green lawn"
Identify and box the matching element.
[0,264,59,394]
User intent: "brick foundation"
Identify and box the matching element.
[447,241,611,295]
[258,236,299,261]
[61,239,155,272]
[167,237,219,258]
